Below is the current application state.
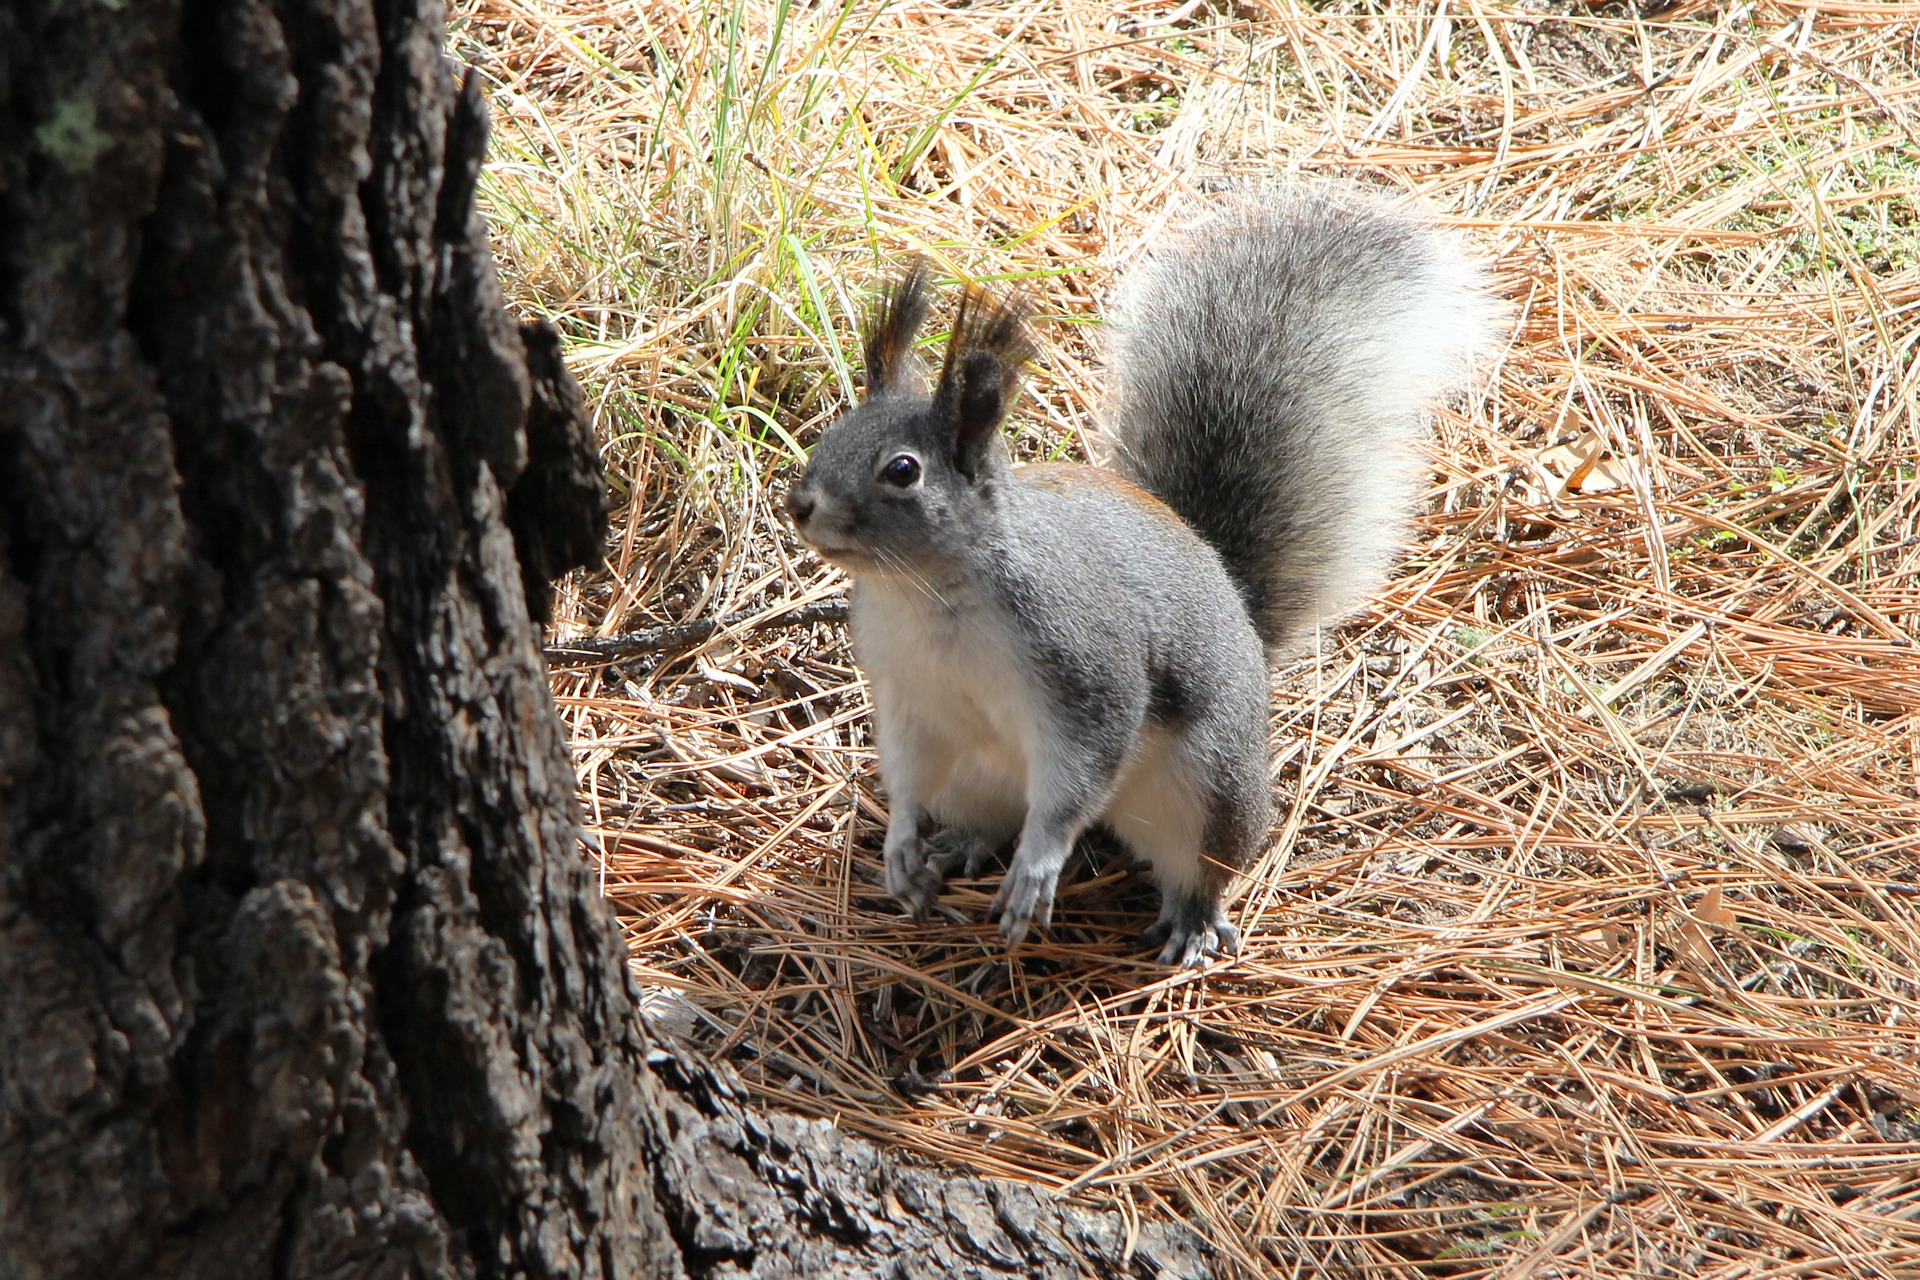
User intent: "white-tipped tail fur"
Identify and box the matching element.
[1106,186,1498,652]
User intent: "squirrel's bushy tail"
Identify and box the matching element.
[1107,188,1497,653]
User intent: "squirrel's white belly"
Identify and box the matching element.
[852,581,1032,840]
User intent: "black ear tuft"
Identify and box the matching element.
[935,283,1033,476]
[863,260,933,393]
[957,351,1006,434]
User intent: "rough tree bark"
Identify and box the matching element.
[0,2,1217,1277]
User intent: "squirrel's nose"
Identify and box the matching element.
[786,487,815,526]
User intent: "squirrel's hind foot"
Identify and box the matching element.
[924,827,999,879]
[1142,894,1241,968]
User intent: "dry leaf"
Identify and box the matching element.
[1694,885,1735,926]
[1531,429,1639,500]
[1575,924,1635,955]
[1674,916,1718,968]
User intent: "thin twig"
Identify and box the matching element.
[545,600,849,663]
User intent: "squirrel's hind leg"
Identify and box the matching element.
[1105,726,1262,967]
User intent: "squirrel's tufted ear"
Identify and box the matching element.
[936,284,1032,479]
[863,261,933,393]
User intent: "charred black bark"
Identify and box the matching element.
[0,2,1216,1277]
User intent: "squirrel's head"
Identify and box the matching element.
[786,263,1031,578]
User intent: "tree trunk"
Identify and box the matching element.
[0,2,1215,1277]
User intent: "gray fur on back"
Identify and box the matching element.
[1106,188,1496,652]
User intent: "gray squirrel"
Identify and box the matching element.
[785,188,1494,966]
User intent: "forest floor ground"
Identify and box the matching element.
[454,1,1920,1274]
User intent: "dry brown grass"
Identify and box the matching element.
[452,0,1920,1273]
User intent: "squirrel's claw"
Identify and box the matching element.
[1142,904,1241,969]
[1159,925,1237,968]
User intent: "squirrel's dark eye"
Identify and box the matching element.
[880,454,921,488]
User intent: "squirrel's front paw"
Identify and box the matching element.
[884,833,942,916]
[991,851,1063,946]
